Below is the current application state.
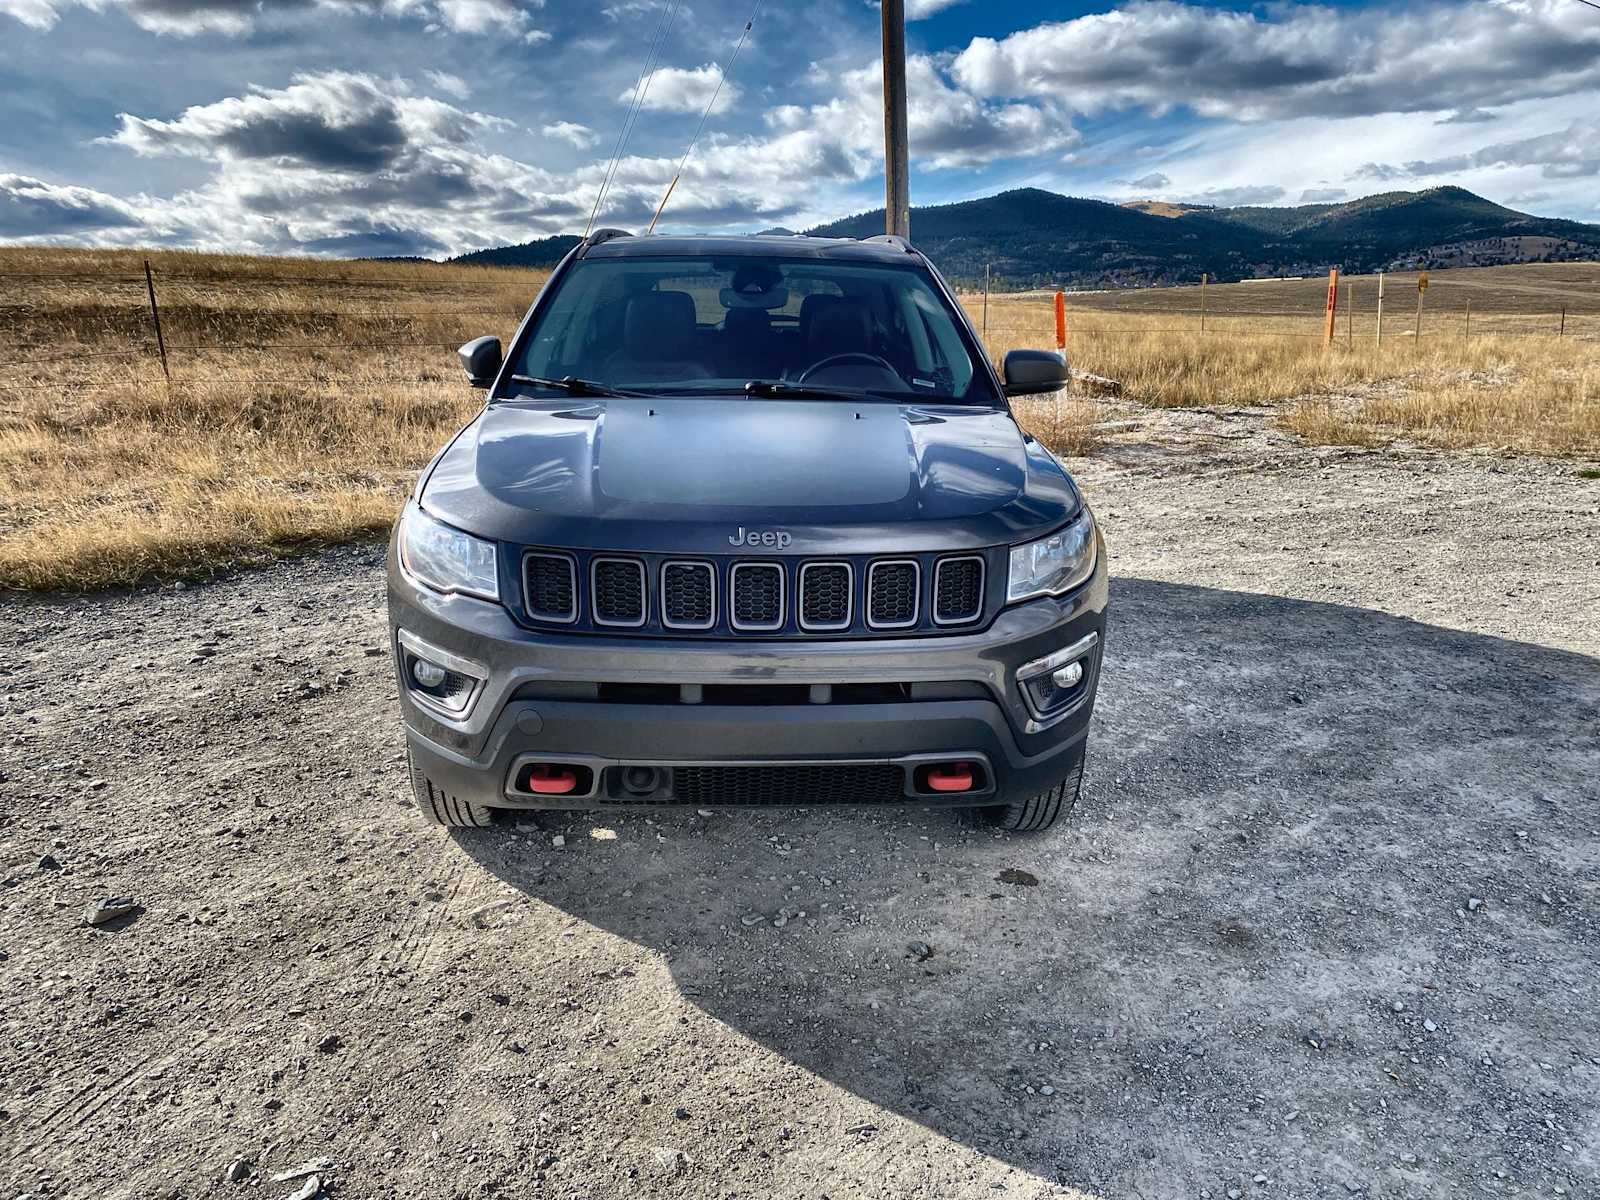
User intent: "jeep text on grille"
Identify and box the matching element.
[389,230,1106,832]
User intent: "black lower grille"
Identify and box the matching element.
[731,563,783,630]
[593,558,646,626]
[671,763,904,806]
[523,553,576,622]
[868,560,918,627]
[800,563,852,630]
[662,561,714,628]
[934,557,984,624]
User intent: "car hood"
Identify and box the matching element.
[420,395,1080,553]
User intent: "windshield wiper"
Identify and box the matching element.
[743,379,878,402]
[507,374,641,397]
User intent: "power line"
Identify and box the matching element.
[647,0,766,234]
[585,0,685,237]
[1572,0,1600,12]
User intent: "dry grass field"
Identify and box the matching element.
[976,263,1600,457]
[2,248,1597,592]
[0,248,543,590]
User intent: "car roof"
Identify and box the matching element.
[581,232,920,263]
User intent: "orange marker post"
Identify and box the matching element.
[1054,290,1066,351]
[1323,267,1340,347]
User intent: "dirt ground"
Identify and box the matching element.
[3,406,1597,1200]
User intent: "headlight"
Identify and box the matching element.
[1007,510,1096,604]
[398,502,499,601]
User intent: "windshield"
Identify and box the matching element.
[503,254,995,404]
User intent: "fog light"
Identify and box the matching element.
[1052,661,1084,689]
[412,658,448,688]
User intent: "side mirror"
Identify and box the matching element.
[1002,349,1069,396]
[458,336,503,388]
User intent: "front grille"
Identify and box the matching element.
[670,763,904,806]
[800,562,852,631]
[661,561,714,629]
[592,558,646,627]
[523,553,577,622]
[867,560,918,629]
[934,557,984,624]
[731,563,784,631]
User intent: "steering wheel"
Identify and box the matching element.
[798,352,899,383]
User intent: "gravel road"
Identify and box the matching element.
[3,408,1598,1200]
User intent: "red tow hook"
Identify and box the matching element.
[923,762,976,793]
[524,764,579,795]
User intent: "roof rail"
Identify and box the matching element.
[862,234,916,253]
[580,228,633,255]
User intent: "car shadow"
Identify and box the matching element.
[450,577,1600,1193]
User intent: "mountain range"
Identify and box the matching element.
[445,186,1600,288]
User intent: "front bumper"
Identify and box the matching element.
[387,534,1108,810]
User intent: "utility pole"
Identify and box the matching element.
[881,0,910,239]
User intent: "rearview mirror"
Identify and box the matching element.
[1002,349,1069,397]
[458,336,503,388]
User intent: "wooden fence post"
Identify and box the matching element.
[1200,273,1208,335]
[1414,273,1427,343]
[143,259,170,383]
[1376,272,1385,348]
[1464,300,1471,342]
[1560,307,1567,338]
[982,262,990,341]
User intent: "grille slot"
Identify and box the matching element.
[523,553,577,623]
[591,558,646,627]
[670,763,904,806]
[730,563,784,631]
[661,561,715,630]
[934,556,985,625]
[867,560,919,629]
[799,562,852,631]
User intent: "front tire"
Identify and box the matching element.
[981,747,1084,833]
[409,751,494,828]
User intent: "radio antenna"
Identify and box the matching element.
[647,0,765,234]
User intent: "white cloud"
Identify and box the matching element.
[425,70,471,100]
[624,64,738,114]
[0,0,541,35]
[904,0,962,17]
[951,0,1600,122]
[0,173,144,236]
[543,120,599,148]
[434,0,529,33]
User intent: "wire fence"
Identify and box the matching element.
[0,258,535,397]
[3,259,1596,404]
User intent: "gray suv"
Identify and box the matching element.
[387,231,1106,832]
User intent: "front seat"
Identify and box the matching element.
[800,295,874,364]
[613,290,710,381]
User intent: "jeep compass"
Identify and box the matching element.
[388,230,1107,832]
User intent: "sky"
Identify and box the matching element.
[1,0,1598,257]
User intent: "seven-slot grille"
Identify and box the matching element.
[867,560,918,628]
[661,561,715,629]
[731,562,784,630]
[934,556,985,624]
[592,558,646,626]
[523,553,577,622]
[799,562,852,631]
[518,551,994,634]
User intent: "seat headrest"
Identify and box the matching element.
[806,296,872,356]
[624,290,696,359]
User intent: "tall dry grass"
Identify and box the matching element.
[970,291,1600,457]
[1,249,544,590]
[3,248,1596,592]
